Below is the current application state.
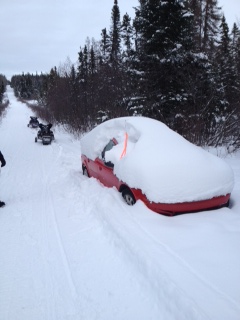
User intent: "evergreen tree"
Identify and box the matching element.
[189,0,203,50]
[25,73,33,98]
[37,73,48,106]
[0,74,7,103]
[202,0,222,52]
[229,23,240,110]
[46,67,59,117]
[19,74,27,99]
[132,0,195,122]
[77,46,89,81]
[231,23,240,79]
[110,0,121,63]
[83,45,89,78]
[69,65,78,110]
[189,0,222,53]
[0,82,4,103]
[89,46,96,75]
[77,49,84,80]
[218,16,231,66]
[100,28,111,61]
[121,13,133,56]
[215,16,233,110]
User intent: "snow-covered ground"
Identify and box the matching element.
[0,86,239,320]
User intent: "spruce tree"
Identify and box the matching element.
[100,28,111,61]
[0,82,4,103]
[89,46,96,75]
[216,15,232,108]
[229,23,240,111]
[121,13,133,56]
[202,0,222,52]
[132,0,195,123]
[189,0,203,51]
[110,0,121,64]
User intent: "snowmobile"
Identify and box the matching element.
[35,123,55,145]
[28,116,39,128]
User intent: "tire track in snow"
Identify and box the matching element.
[84,188,211,320]
[1,92,85,319]
[0,105,87,318]
[0,99,49,319]
[37,141,82,319]
[76,182,206,320]
[0,214,23,320]
[87,187,239,320]
[129,208,240,311]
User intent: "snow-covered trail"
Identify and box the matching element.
[0,88,176,319]
[0,87,239,320]
[0,89,154,319]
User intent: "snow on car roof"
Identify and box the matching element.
[81,116,234,203]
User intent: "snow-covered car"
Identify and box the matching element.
[81,117,234,216]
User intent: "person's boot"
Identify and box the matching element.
[0,201,5,208]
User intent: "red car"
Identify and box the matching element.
[81,117,233,216]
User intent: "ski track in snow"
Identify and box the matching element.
[0,87,239,320]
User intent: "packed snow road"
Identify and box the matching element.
[0,86,239,320]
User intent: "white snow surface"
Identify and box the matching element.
[81,116,234,203]
[0,86,239,320]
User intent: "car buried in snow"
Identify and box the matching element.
[80,117,234,216]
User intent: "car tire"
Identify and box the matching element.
[83,166,89,177]
[122,189,136,206]
[225,199,230,208]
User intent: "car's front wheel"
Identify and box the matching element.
[82,166,89,177]
[122,189,136,206]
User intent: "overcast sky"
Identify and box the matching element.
[0,0,239,80]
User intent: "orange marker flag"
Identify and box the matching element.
[120,132,128,159]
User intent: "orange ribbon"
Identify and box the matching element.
[120,132,128,159]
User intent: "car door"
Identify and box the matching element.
[85,157,100,179]
[96,158,120,188]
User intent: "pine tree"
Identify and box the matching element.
[216,16,232,107]
[202,0,222,52]
[121,13,133,56]
[231,23,240,78]
[0,74,7,103]
[77,49,84,80]
[100,28,111,61]
[19,74,28,99]
[89,46,96,75]
[25,73,33,98]
[189,0,203,50]
[0,82,4,103]
[110,0,121,63]
[229,23,240,110]
[69,65,78,109]
[46,67,59,114]
[189,0,222,53]
[132,0,195,122]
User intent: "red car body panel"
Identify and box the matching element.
[81,154,230,216]
[132,190,230,216]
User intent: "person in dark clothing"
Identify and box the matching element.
[0,150,6,207]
